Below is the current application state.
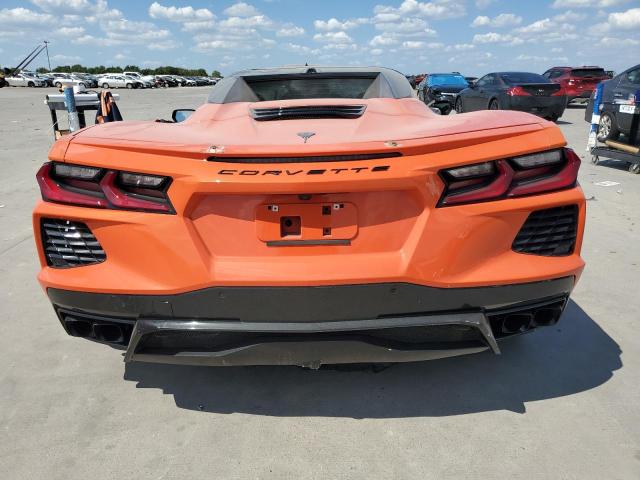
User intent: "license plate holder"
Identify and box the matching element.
[256,202,357,242]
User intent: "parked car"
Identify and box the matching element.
[96,74,143,89]
[5,72,46,87]
[156,75,179,87]
[585,63,640,143]
[543,66,609,103]
[49,73,94,89]
[455,71,567,121]
[33,66,585,368]
[71,73,99,88]
[123,71,157,87]
[406,74,417,88]
[417,73,469,115]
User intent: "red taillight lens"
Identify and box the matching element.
[36,162,174,214]
[506,86,530,96]
[438,148,580,207]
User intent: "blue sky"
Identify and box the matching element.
[0,0,638,76]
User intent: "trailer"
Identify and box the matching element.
[44,92,120,139]
[591,141,640,174]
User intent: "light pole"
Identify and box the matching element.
[44,40,51,71]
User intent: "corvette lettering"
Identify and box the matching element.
[218,165,390,176]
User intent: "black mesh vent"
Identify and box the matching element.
[251,104,366,121]
[512,205,578,256]
[41,218,106,268]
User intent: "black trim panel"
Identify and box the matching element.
[48,277,575,323]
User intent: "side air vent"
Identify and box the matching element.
[41,218,106,268]
[251,105,366,121]
[512,205,578,256]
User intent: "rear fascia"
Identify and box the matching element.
[34,119,585,295]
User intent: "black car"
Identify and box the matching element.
[417,73,469,115]
[585,64,640,144]
[455,72,567,121]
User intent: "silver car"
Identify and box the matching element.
[96,74,143,89]
[5,73,46,87]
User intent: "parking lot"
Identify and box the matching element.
[1,86,639,479]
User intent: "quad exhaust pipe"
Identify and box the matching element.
[61,313,133,346]
[491,299,566,337]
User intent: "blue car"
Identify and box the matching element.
[417,73,469,114]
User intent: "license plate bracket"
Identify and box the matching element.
[256,202,357,242]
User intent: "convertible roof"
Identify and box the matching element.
[206,65,414,104]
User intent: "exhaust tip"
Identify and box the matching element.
[93,323,124,343]
[533,307,562,327]
[502,313,533,334]
[65,318,94,338]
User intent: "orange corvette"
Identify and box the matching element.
[33,67,585,368]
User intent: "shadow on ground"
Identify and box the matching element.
[123,301,621,417]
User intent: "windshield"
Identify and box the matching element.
[246,76,376,101]
[571,68,605,78]
[500,72,550,85]
[427,74,468,87]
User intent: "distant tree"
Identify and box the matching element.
[124,65,140,72]
[36,67,49,73]
[211,70,222,78]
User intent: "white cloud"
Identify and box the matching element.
[551,0,629,8]
[600,36,640,45]
[402,40,426,49]
[276,24,305,37]
[29,0,91,13]
[370,48,384,55]
[375,17,435,34]
[471,13,522,28]
[313,31,354,44]
[314,17,367,31]
[369,32,401,46]
[0,7,54,26]
[55,26,85,36]
[373,0,466,21]
[472,32,516,43]
[148,2,214,21]
[147,40,180,50]
[219,15,273,29]
[475,0,497,8]
[223,2,260,17]
[284,43,311,53]
[181,20,215,31]
[553,10,586,22]
[446,43,475,51]
[51,53,82,62]
[607,7,640,29]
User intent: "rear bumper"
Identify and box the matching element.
[507,97,566,117]
[49,276,574,367]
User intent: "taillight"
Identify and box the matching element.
[438,148,580,207]
[552,87,566,96]
[568,79,575,85]
[506,86,530,96]
[36,162,174,213]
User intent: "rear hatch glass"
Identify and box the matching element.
[571,68,605,78]
[245,74,377,101]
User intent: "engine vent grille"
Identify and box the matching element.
[512,205,578,256]
[251,105,366,121]
[41,218,106,268]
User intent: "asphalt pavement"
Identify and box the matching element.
[0,87,638,479]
